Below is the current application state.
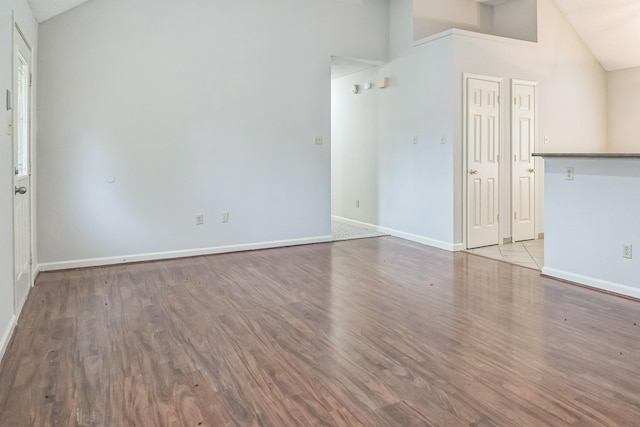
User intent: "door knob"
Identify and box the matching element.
[528,168,535,173]
[469,169,479,175]
[15,186,26,195]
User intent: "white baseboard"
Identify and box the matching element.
[331,215,461,252]
[331,215,383,231]
[1,279,34,365]
[379,226,461,252]
[15,287,29,315]
[0,315,17,363]
[37,235,333,272]
[451,243,466,252]
[542,267,640,300]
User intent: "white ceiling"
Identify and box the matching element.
[553,0,640,70]
[27,0,90,23]
[331,56,384,80]
[26,0,640,71]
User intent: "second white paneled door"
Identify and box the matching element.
[465,75,502,249]
[511,79,537,242]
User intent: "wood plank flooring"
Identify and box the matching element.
[1,236,639,426]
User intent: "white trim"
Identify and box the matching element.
[413,28,538,48]
[379,226,461,252]
[37,236,333,272]
[451,243,465,252]
[0,315,17,363]
[332,215,464,252]
[413,28,457,46]
[331,215,382,231]
[542,267,640,300]
[14,284,29,315]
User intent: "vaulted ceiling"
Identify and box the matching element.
[553,0,640,71]
[27,0,90,23]
[26,0,640,71]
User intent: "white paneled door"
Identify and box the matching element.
[511,80,537,242]
[466,75,501,249]
[13,25,32,313]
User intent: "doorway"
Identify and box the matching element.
[12,23,33,313]
[464,75,543,268]
[330,55,384,239]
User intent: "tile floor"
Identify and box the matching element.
[331,219,387,241]
[331,219,544,270]
[466,239,544,270]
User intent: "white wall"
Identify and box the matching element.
[0,0,37,359]
[413,0,538,44]
[390,0,414,59]
[450,0,607,244]
[331,67,383,226]
[333,0,607,249]
[378,41,456,247]
[607,67,640,152]
[543,158,640,298]
[36,0,389,268]
[332,38,456,249]
[493,0,537,42]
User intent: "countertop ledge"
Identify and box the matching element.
[533,152,640,158]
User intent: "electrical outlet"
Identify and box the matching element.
[314,136,323,145]
[566,167,574,180]
[412,135,418,144]
[623,244,632,259]
[196,214,204,225]
[355,200,360,208]
[222,212,229,223]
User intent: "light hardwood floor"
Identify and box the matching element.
[1,236,639,426]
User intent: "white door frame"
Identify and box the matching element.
[12,20,34,313]
[462,73,503,250]
[511,78,538,242]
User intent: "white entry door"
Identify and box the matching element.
[466,75,501,249]
[13,25,32,313]
[511,80,537,242]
